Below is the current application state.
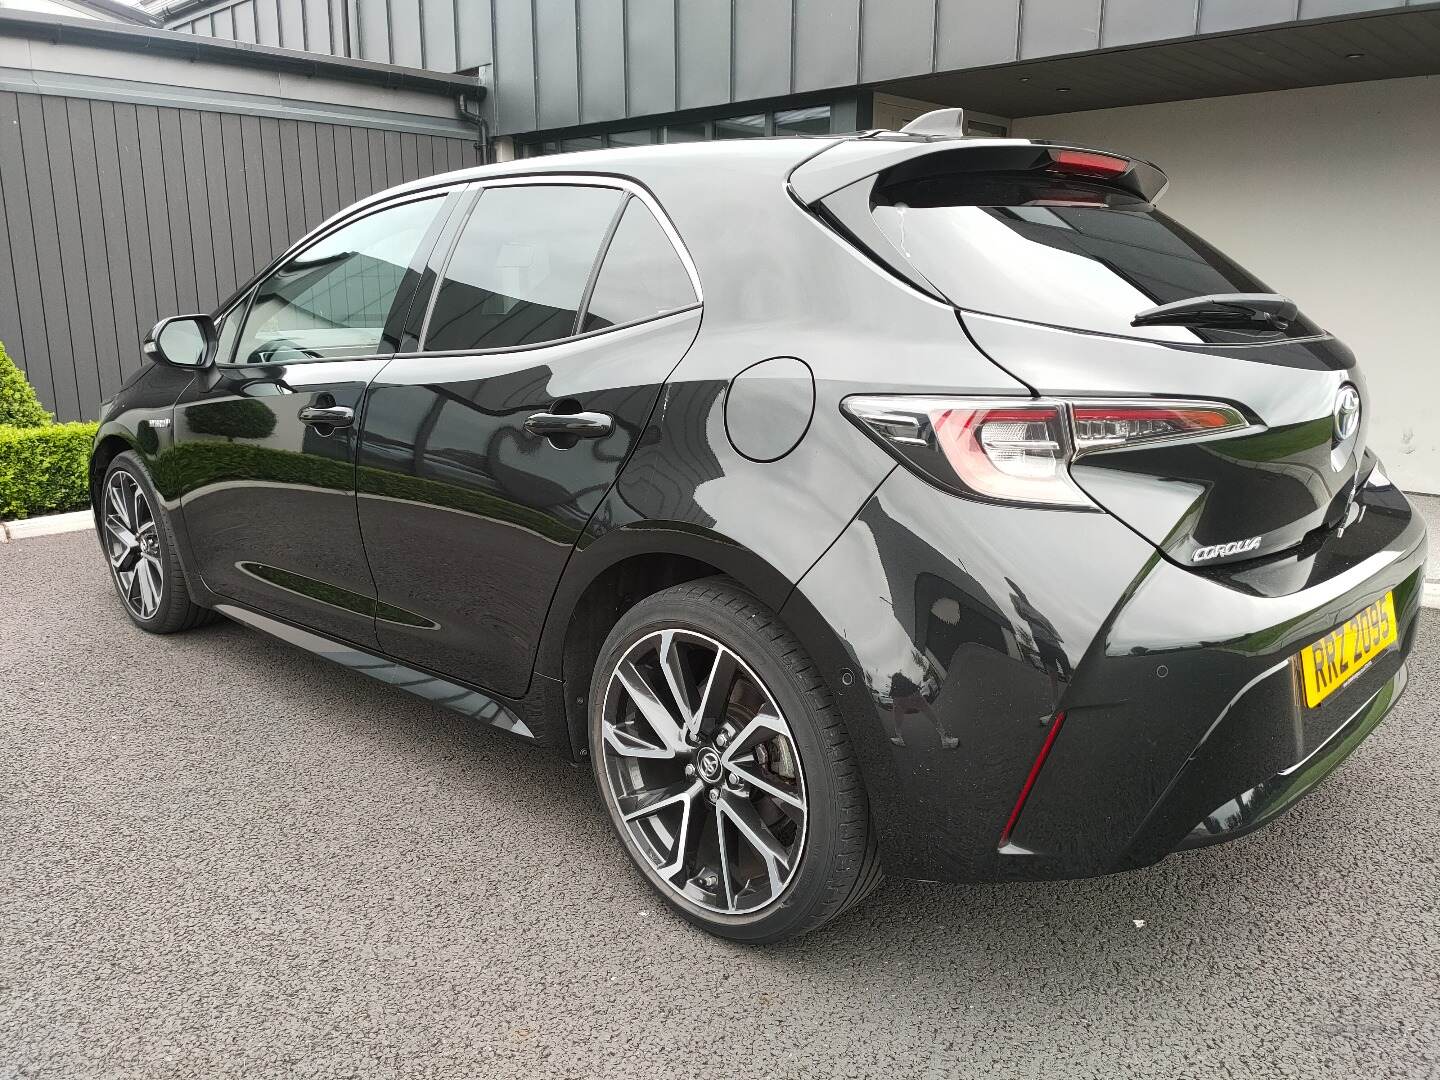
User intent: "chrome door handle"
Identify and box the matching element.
[298,405,354,428]
[523,411,614,439]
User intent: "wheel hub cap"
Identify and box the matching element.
[695,746,723,784]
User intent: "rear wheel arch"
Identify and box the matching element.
[543,527,800,761]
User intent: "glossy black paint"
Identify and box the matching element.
[356,310,702,698]
[92,134,1428,885]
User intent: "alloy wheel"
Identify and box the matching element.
[103,471,164,620]
[600,629,808,915]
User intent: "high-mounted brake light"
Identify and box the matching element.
[1050,149,1130,179]
[843,396,1255,508]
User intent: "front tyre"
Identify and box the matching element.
[99,451,214,634]
[589,579,882,943]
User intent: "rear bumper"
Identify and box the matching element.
[783,465,1426,883]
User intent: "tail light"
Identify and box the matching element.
[843,396,1251,508]
[1070,401,1247,456]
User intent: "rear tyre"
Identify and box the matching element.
[99,452,215,634]
[589,578,882,943]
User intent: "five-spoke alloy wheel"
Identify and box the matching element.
[600,628,808,915]
[103,469,165,621]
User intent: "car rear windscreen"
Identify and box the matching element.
[869,174,1320,343]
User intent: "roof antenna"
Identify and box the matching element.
[900,108,967,136]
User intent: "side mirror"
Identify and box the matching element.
[143,314,216,369]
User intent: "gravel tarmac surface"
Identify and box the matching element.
[2,532,1438,1080]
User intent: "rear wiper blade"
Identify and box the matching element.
[1132,293,1298,331]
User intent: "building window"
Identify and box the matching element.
[775,106,830,136]
[713,114,765,139]
[664,122,708,143]
[519,100,841,157]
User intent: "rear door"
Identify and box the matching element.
[356,178,702,696]
[171,190,457,643]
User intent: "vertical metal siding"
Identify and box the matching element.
[254,0,281,46]
[493,0,538,131]
[0,90,477,424]
[859,0,935,81]
[732,0,791,102]
[390,0,425,66]
[535,0,581,128]
[625,0,677,116]
[1199,0,1300,33]
[935,0,1020,68]
[677,0,732,109]
[421,0,458,72]
[1100,0,1198,47]
[233,1,257,43]
[793,0,859,92]
[456,0,494,69]
[1018,0,1102,58]
[577,0,626,123]
[355,0,392,61]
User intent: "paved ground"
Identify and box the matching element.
[2,532,1437,1080]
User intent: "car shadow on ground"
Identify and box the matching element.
[175,594,1416,982]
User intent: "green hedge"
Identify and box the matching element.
[0,342,52,428]
[0,422,99,519]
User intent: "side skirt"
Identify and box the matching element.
[214,603,536,740]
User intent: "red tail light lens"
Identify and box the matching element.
[844,396,1254,507]
[843,397,1091,508]
[1070,402,1247,455]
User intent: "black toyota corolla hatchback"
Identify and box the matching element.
[91,129,1426,942]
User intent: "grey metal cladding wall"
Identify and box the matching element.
[172,0,494,72]
[535,0,580,128]
[677,0,731,109]
[486,0,1413,134]
[578,0,626,121]
[0,89,477,423]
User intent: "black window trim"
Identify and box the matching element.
[215,186,464,369]
[410,174,703,360]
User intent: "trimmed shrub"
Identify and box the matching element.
[0,342,52,428]
[0,422,99,519]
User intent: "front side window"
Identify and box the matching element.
[581,199,697,332]
[424,185,622,352]
[231,196,443,365]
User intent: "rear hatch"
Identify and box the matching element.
[799,140,1368,569]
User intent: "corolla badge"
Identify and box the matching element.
[1192,536,1262,563]
[1334,384,1361,442]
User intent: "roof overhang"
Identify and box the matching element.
[878,5,1440,118]
[0,8,484,100]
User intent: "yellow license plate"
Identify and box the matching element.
[1299,592,1397,708]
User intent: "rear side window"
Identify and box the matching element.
[581,199,697,332]
[424,185,622,351]
[869,174,1317,343]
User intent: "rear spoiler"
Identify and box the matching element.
[787,137,1169,205]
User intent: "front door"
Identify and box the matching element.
[356,180,703,696]
[171,190,455,643]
